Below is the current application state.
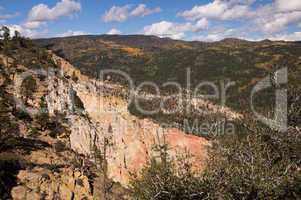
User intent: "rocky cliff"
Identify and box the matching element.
[46,54,212,186]
[0,53,95,199]
[0,44,247,199]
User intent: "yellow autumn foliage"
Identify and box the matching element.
[121,47,144,57]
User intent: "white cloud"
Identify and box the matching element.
[220,4,252,20]
[3,25,88,39]
[276,0,301,12]
[28,0,81,22]
[178,0,253,21]
[194,18,209,32]
[179,1,226,21]
[190,24,263,42]
[178,0,301,39]
[243,1,301,33]
[1,1,82,39]
[22,0,80,33]
[254,4,301,33]
[130,4,161,17]
[192,34,221,42]
[5,24,48,38]
[143,19,208,40]
[102,4,161,22]
[269,31,301,41]
[143,21,186,39]
[102,5,131,22]
[262,12,301,33]
[192,28,238,42]
[57,30,88,37]
[23,21,46,29]
[107,28,122,35]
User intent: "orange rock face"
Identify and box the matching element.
[165,128,210,172]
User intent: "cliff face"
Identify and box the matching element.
[0,54,95,200]
[1,47,242,199]
[46,55,211,186]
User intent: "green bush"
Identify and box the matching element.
[202,122,301,199]
[130,144,209,200]
[48,121,68,138]
[288,86,301,127]
[14,109,32,122]
[35,112,50,131]
[28,126,40,137]
[38,114,69,138]
[130,121,301,200]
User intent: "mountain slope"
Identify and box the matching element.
[35,35,301,127]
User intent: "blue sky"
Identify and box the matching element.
[1,0,301,41]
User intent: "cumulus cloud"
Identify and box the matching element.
[251,2,301,34]
[194,18,209,32]
[143,21,186,39]
[0,1,82,39]
[102,5,131,22]
[143,19,208,40]
[177,0,301,40]
[5,24,48,38]
[20,0,81,36]
[260,11,301,33]
[102,4,161,22]
[107,28,122,35]
[192,27,240,42]
[57,30,88,37]
[23,21,46,29]
[251,1,301,34]
[269,31,301,41]
[130,4,161,17]
[178,0,253,21]
[276,0,301,12]
[28,0,81,22]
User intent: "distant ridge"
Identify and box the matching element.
[36,34,296,44]
[34,34,300,114]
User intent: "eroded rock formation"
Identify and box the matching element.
[46,55,212,186]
